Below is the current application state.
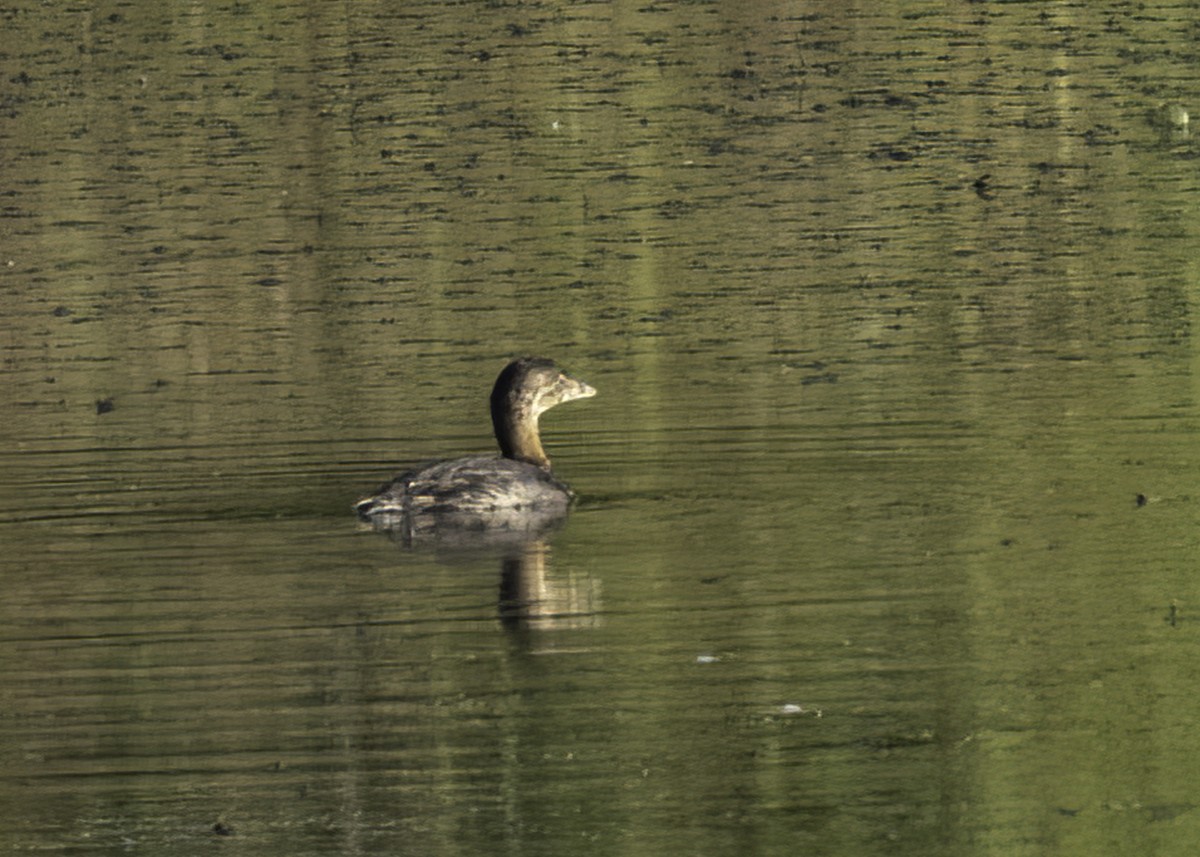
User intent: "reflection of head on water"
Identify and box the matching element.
[498,540,601,633]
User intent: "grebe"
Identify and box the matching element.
[356,357,596,531]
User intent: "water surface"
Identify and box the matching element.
[3,2,1199,855]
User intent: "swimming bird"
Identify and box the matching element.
[356,357,595,534]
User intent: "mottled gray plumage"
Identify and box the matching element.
[355,456,573,522]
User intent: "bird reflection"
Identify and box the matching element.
[498,539,600,632]
[364,512,600,632]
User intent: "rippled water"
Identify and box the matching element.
[3,2,1200,855]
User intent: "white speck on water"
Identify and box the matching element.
[779,703,823,717]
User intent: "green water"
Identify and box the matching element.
[2,2,1199,855]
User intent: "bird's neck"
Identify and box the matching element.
[495,408,550,469]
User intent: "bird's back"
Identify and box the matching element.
[355,455,574,528]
